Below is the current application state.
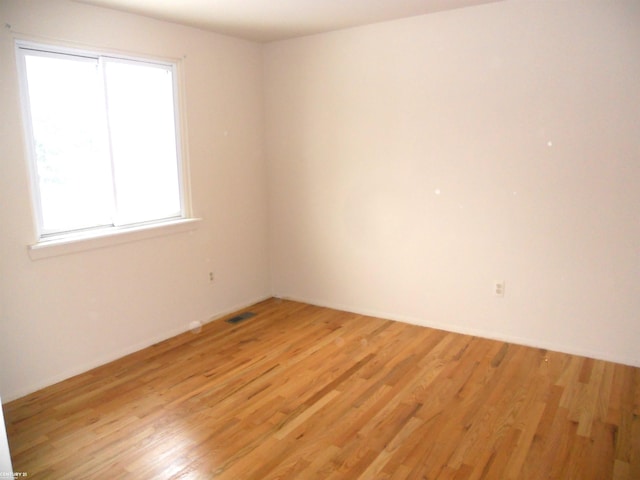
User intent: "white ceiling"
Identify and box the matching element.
[75,0,503,43]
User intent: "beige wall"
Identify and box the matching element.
[1,0,639,402]
[264,1,640,365]
[0,0,270,400]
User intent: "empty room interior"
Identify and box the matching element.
[0,0,639,478]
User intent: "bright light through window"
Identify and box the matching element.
[24,53,114,234]
[104,60,181,225]
[18,43,184,238]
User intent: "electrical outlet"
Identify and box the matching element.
[209,271,215,284]
[494,281,505,297]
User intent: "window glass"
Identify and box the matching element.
[24,52,113,234]
[104,59,181,226]
[18,43,184,239]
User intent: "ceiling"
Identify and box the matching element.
[75,0,503,43]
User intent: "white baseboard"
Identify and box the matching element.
[275,293,640,368]
[3,294,272,404]
[7,292,635,404]
[204,294,272,325]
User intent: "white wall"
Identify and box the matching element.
[1,0,639,403]
[0,0,270,401]
[265,1,640,365]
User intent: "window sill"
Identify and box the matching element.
[28,218,202,260]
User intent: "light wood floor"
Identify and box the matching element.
[5,298,640,479]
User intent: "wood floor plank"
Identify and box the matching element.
[4,298,639,479]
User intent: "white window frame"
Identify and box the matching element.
[15,40,198,259]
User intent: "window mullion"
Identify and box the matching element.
[98,56,119,228]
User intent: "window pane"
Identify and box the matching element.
[104,60,182,226]
[24,53,114,234]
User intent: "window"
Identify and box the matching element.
[16,41,188,242]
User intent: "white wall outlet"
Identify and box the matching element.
[209,271,215,284]
[494,281,505,297]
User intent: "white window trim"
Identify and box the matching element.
[15,39,198,259]
[28,217,202,260]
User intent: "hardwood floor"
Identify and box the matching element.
[5,298,640,479]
